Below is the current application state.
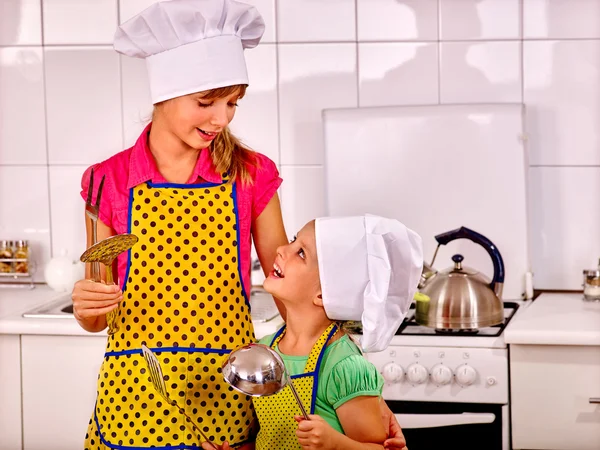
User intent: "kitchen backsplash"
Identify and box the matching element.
[0,0,599,289]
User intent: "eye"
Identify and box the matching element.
[297,248,305,260]
[198,101,212,108]
[228,102,239,108]
[290,235,297,243]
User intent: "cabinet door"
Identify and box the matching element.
[21,335,106,449]
[0,335,22,449]
[510,345,600,450]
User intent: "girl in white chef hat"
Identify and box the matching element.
[205,215,422,450]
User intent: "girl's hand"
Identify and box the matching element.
[295,415,339,450]
[71,279,122,320]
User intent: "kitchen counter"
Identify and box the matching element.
[504,292,600,346]
[0,285,284,338]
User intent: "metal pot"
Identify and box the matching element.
[416,226,505,330]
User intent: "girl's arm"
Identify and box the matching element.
[251,193,288,320]
[295,396,386,450]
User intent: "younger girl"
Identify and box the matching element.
[207,215,422,450]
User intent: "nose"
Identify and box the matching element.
[210,105,229,128]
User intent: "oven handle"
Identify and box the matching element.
[395,413,496,429]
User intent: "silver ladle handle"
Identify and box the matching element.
[287,380,309,420]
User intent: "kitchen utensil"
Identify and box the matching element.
[416,226,505,330]
[222,342,310,420]
[80,233,138,334]
[583,259,600,301]
[85,168,105,282]
[141,345,216,449]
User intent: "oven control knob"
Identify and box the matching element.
[455,365,477,386]
[382,363,404,383]
[406,363,429,384]
[430,364,453,385]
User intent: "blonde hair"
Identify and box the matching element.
[203,85,257,185]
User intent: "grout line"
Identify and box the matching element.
[355,0,360,108]
[520,0,525,104]
[436,0,441,104]
[117,0,126,149]
[530,165,600,168]
[39,0,54,259]
[274,0,282,169]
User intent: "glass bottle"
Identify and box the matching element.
[14,240,29,274]
[0,241,12,273]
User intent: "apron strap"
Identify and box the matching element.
[270,322,339,374]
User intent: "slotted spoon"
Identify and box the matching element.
[80,233,138,335]
[141,345,216,449]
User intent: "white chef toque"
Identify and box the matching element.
[114,0,265,104]
[315,214,423,353]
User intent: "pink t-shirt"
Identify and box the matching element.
[80,123,282,297]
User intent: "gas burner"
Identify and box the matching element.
[394,301,520,337]
[434,328,480,335]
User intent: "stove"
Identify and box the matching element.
[363,301,525,450]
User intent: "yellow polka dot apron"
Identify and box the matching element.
[253,323,339,450]
[84,178,256,449]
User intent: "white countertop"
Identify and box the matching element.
[0,285,284,338]
[504,292,600,346]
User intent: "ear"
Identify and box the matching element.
[313,293,324,307]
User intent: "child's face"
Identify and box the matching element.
[156,88,242,149]
[263,221,322,305]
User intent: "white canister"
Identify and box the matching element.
[44,250,85,292]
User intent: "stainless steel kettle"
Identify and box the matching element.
[416,226,505,330]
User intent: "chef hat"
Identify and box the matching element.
[315,214,423,353]
[114,0,265,104]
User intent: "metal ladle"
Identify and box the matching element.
[80,233,138,335]
[221,343,310,420]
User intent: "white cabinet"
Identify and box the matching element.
[0,335,22,449]
[510,344,600,450]
[21,335,106,450]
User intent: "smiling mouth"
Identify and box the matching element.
[273,262,284,278]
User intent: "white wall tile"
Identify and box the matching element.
[229,44,279,164]
[42,0,118,45]
[118,0,158,23]
[529,167,600,290]
[440,0,520,40]
[440,41,521,104]
[45,47,122,165]
[277,0,355,42]
[278,44,357,165]
[49,166,87,261]
[0,0,42,45]
[358,43,438,107]
[121,55,152,149]
[0,47,47,165]
[524,0,600,39]
[357,0,438,41]
[0,166,51,283]
[280,166,325,239]
[524,40,600,166]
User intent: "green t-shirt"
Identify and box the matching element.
[257,333,384,434]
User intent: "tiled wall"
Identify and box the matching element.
[1,0,599,289]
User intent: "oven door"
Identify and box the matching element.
[388,401,506,450]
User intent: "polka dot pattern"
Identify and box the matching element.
[254,323,338,449]
[84,181,255,449]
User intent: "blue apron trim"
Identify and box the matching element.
[122,187,135,293]
[290,372,315,379]
[270,325,286,347]
[93,401,202,450]
[231,182,250,309]
[146,181,225,189]
[104,346,232,357]
[310,324,339,414]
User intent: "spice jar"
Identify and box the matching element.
[14,240,29,274]
[0,240,12,273]
[583,259,600,301]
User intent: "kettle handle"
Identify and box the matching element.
[434,227,505,295]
